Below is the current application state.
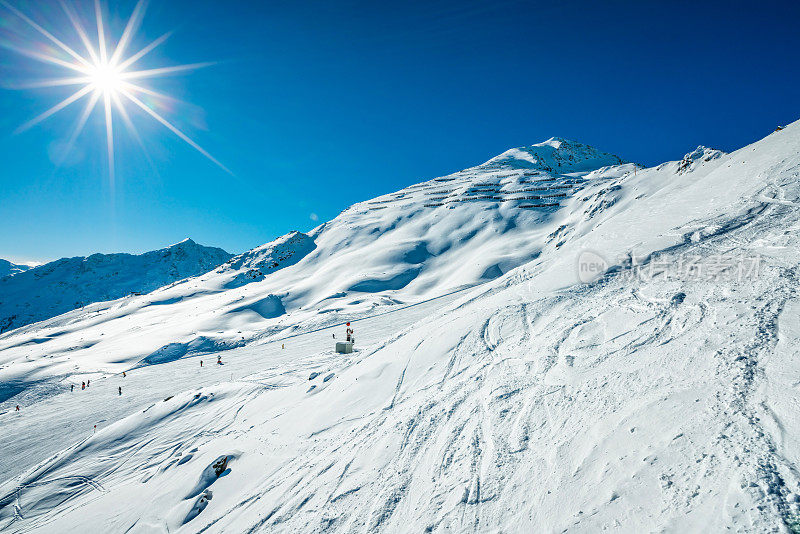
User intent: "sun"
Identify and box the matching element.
[88,62,123,94]
[1,0,230,178]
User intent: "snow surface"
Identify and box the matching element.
[0,239,232,333]
[1,124,800,532]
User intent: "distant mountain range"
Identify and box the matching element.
[0,259,32,278]
[0,239,232,333]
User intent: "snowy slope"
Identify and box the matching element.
[0,259,31,278]
[2,123,800,532]
[0,239,232,334]
[0,138,634,394]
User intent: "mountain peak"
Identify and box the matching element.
[676,145,725,174]
[169,238,197,248]
[481,137,626,173]
[538,136,569,149]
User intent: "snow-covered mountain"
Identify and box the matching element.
[1,122,800,532]
[0,259,32,278]
[0,239,232,334]
[0,137,635,386]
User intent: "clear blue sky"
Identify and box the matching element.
[1,0,798,263]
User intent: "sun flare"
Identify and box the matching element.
[1,0,229,179]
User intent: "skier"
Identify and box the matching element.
[332,333,336,339]
[200,360,203,367]
[87,379,90,387]
[123,371,126,378]
[217,355,222,365]
[82,381,86,390]
[71,384,74,392]
[118,386,122,396]
[15,405,19,411]
[346,323,353,342]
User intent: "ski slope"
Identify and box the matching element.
[1,124,800,532]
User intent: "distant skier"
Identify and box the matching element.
[82,382,85,390]
[346,323,353,342]
[123,371,126,378]
[200,360,203,367]
[332,333,336,339]
[15,405,19,411]
[87,379,90,387]
[118,386,122,396]
[71,384,74,392]
[217,355,222,365]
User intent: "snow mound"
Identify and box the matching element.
[228,294,286,319]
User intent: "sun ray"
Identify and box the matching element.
[60,0,100,64]
[53,90,101,166]
[49,91,100,167]
[16,85,93,133]
[1,42,90,74]
[1,0,93,70]
[109,0,147,66]
[10,76,93,90]
[116,31,172,71]
[112,92,142,148]
[121,62,216,80]
[112,91,160,177]
[103,91,115,188]
[120,81,177,102]
[121,88,231,174]
[94,0,108,64]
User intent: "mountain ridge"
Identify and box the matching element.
[0,239,232,333]
[0,259,32,278]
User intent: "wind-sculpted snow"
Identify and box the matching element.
[2,122,800,532]
[0,239,232,333]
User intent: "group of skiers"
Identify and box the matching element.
[69,379,90,391]
[13,375,120,418]
[13,322,357,422]
[68,377,118,394]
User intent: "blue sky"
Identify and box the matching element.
[1,0,798,263]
